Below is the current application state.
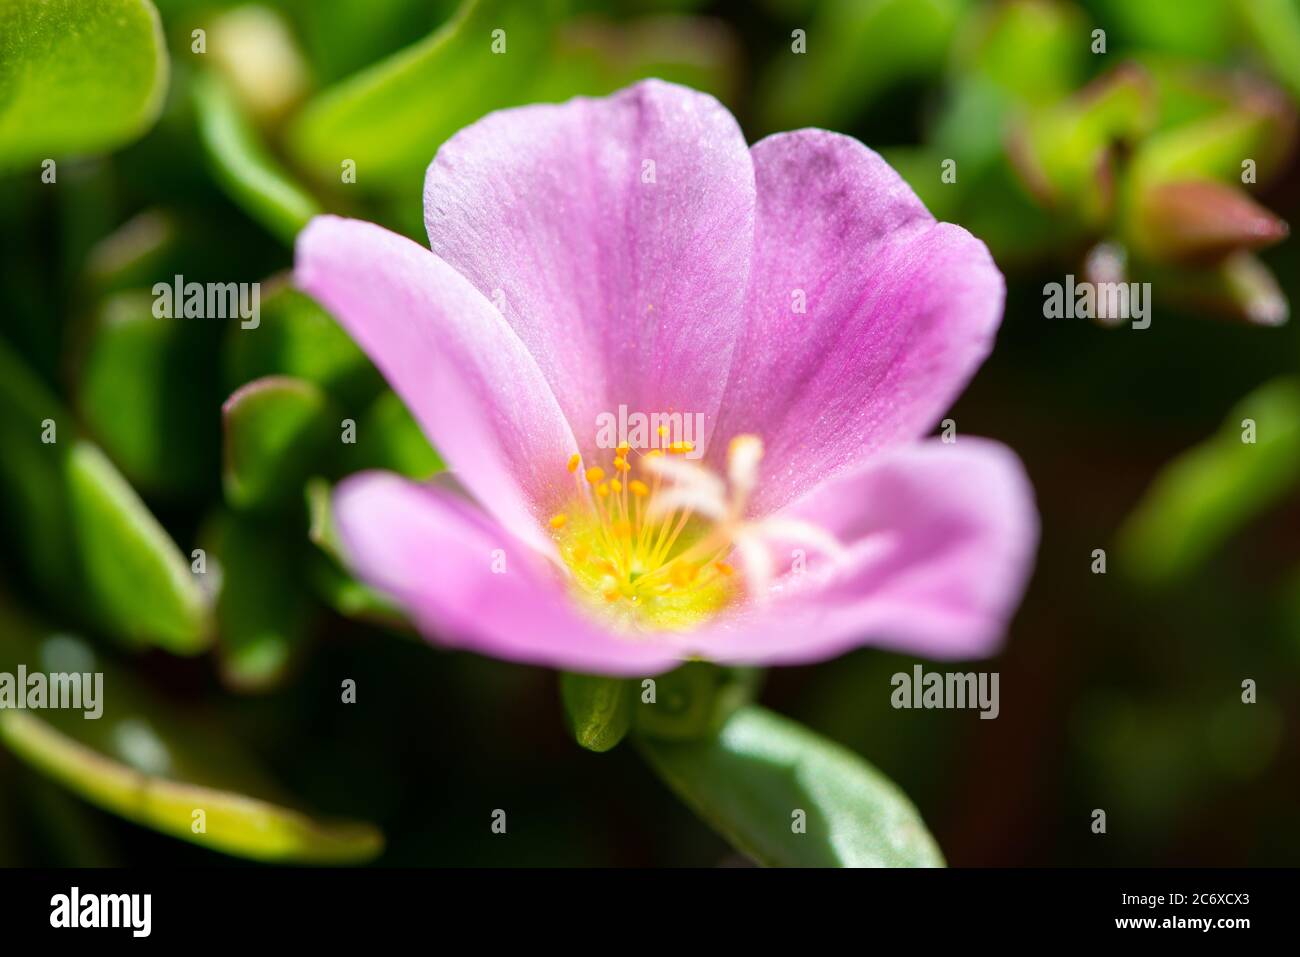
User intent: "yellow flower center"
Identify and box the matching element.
[549,438,753,631]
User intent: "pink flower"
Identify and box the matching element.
[295,80,1037,676]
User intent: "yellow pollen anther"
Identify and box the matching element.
[549,432,773,630]
[670,563,697,587]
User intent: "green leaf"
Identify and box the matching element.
[634,662,762,742]
[1094,0,1232,58]
[560,673,633,753]
[340,389,443,479]
[223,279,380,406]
[529,15,739,106]
[84,209,177,294]
[1238,0,1300,102]
[0,337,79,599]
[954,0,1085,106]
[0,0,169,168]
[208,511,314,692]
[287,0,561,197]
[66,441,213,653]
[639,705,944,867]
[75,290,219,497]
[286,0,460,85]
[304,478,409,627]
[192,71,322,244]
[1118,377,1300,584]
[756,0,966,133]
[222,375,335,510]
[0,339,211,650]
[0,600,383,863]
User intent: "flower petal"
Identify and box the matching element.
[334,471,683,676]
[422,79,756,458]
[711,130,1006,514]
[685,439,1038,664]
[295,215,578,554]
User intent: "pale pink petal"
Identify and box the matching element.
[711,130,1006,514]
[296,216,578,554]
[423,79,756,459]
[681,439,1038,663]
[334,472,684,676]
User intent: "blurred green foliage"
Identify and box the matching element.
[1,0,1298,866]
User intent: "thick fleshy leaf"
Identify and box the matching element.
[633,663,762,742]
[76,290,219,497]
[193,71,321,244]
[1128,101,1294,195]
[66,441,213,654]
[222,375,335,511]
[953,0,1086,105]
[288,0,460,85]
[287,0,558,197]
[638,705,944,867]
[1239,0,1300,102]
[0,338,78,599]
[560,673,633,753]
[340,389,444,480]
[1133,179,1289,263]
[756,0,965,133]
[1010,64,1155,228]
[1118,378,1300,584]
[305,477,407,626]
[0,0,169,168]
[711,130,1004,513]
[1094,0,1231,57]
[208,511,314,692]
[223,278,380,406]
[530,16,739,106]
[0,601,382,863]
[85,209,177,294]
[422,78,756,460]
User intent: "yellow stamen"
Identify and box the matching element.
[548,434,786,631]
